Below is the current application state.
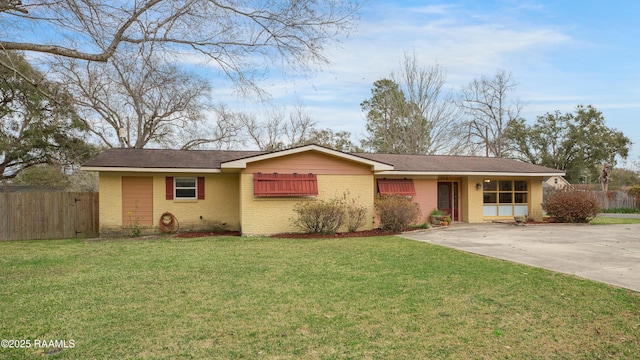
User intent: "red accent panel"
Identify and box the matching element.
[166,177,174,200]
[377,179,416,196]
[253,173,318,197]
[197,177,205,200]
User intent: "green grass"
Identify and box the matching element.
[590,217,640,225]
[1,236,639,359]
[600,207,640,214]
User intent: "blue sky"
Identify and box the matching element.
[210,0,640,166]
[8,1,636,164]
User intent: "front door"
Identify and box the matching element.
[437,182,459,221]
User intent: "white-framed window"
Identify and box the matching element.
[482,179,529,217]
[175,177,197,199]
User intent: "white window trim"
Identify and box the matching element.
[174,177,197,200]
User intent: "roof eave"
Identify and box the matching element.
[375,171,566,177]
[81,166,222,173]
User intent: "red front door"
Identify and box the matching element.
[437,182,459,221]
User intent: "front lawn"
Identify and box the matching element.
[590,217,640,225]
[1,236,639,359]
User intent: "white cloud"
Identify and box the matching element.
[169,1,639,159]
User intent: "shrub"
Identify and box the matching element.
[543,189,600,223]
[343,192,368,232]
[292,198,345,234]
[127,211,142,237]
[627,186,640,207]
[429,208,446,217]
[375,195,421,232]
[409,222,430,230]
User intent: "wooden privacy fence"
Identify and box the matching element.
[1,192,98,241]
[594,190,637,209]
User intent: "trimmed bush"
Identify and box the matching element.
[292,198,345,234]
[543,189,600,223]
[375,195,421,232]
[343,192,368,232]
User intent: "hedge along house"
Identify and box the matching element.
[82,144,565,236]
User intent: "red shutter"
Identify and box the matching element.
[377,179,416,196]
[197,177,205,200]
[253,173,318,197]
[166,177,174,200]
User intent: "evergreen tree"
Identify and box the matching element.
[0,51,95,180]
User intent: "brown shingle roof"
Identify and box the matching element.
[82,148,266,169]
[83,147,564,175]
[354,153,564,174]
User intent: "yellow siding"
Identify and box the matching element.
[240,173,375,236]
[98,172,241,235]
[98,174,123,234]
[466,176,485,223]
[153,173,241,232]
[458,177,469,222]
[529,179,544,221]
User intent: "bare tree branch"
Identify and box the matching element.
[283,102,317,147]
[1,0,164,62]
[1,0,360,95]
[50,45,223,149]
[457,70,524,157]
[179,104,244,150]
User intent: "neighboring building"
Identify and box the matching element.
[543,176,571,190]
[82,144,565,236]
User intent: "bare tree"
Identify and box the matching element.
[390,52,463,154]
[1,1,360,95]
[51,45,237,149]
[457,70,524,157]
[240,109,286,151]
[179,104,244,150]
[283,102,317,147]
[361,53,462,155]
[240,103,318,151]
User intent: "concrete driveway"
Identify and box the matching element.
[400,223,640,292]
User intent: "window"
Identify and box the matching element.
[377,179,416,196]
[175,178,196,199]
[483,179,528,217]
[253,173,318,197]
[165,177,205,200]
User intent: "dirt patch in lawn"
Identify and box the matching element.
[271,228,397,239]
